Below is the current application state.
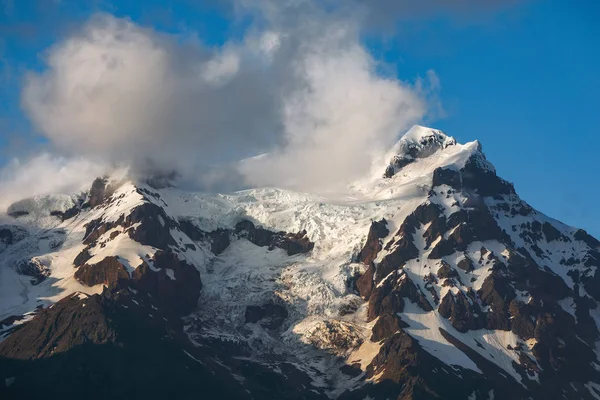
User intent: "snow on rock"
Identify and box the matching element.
[1,125,600,399]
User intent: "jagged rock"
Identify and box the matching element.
[84,203,177,250]
[178,219,231,255]
[339,364,362,377]
[75,256,129,287]
[132,249,202,316]
[457,255,474,272]
[302,320,363,352]
[436,261,458,279]
[51,205,80,221]
[575,229,600,249]
[429,208,506,259]
[432,167,461,189]
[371,313,409,342]
[357,219,389,265]
[207,229,231,254]
[73,248,92,267]
[438,290,485,333]
[508,299,536,340]
[236,220,314,256]
[384,156,414,178]
[506,249,570,301]
[274,229,314,256]
[15,258,50,285]
[460,152,515,196]
[542,222,567,242]
[356,265,375,300]
[384,128,456,179]
[423,273,439,304]
[87,177,107,208]
[0,293,116,359]
[125,203,177,249]
[368,271,432,321]
[0,290,268,400]
[478,270,515,331]
[375,217,420,282]
[245,302,288,329]
[0,225,28,246]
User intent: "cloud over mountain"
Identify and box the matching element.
[17,0,440,194]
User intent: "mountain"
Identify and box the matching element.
[1,125,599,400]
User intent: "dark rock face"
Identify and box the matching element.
[245,302,289,329]
[371,313,408,342]
[368,271,432,321]
[478,268,514,331]
[0,293,116,359]
[457,255,474,272]
[383,156,414,178]
[429,208,506,259]
[132,250,202,316]
[357,219,389,265]
[73,248,92,267]
[436,260,458,279]
[432,167,462,189]
[375,234,419,283]
[356,265,375,300]
[87,177,107,208]
[342,329,511,400]
[84,203,176,250]
[575,229,600,249]
[125,203,177,249]
[74,256,130,287]
[178,218,231,255]
[384,129,456,179]
[207,229,231,254]
[0,288,324,400]
[51,205,80,221]
[542,222,567,242]
[460,153,515,196]
[236,220,314,256]
[0,225,28,246]
[438,291,485,333]
[7,210,29,218]
[144,171,178,189]
[374,204,440,282]
[15,258,50,285]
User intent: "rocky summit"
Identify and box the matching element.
[1,125,599,400]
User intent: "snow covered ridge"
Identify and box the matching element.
[383,126,457,178]
[1,125,600,400]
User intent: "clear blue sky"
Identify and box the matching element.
[0,0,598,237]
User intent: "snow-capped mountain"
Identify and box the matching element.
[1,126,599,400]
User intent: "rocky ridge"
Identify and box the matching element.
[0,126,599,400]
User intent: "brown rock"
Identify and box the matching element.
[75,256,129,287]
[357,219,389,265]
[87,177,107,208]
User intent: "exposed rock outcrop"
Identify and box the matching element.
[15,258,50,285]
[357,219,389,265]
[74,256,129,287]
[236,220,314,256]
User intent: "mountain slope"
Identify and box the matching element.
[1,126,599,400]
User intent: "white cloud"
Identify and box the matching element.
[22,14,282,178]
[240,23,425,191]
[0,153,105,211]
[201,49,240,85]
[19,4,439,195]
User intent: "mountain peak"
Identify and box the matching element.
[399,125,456,149]
[383,125,458,178]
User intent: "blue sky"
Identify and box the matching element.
[0,0,598,236]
